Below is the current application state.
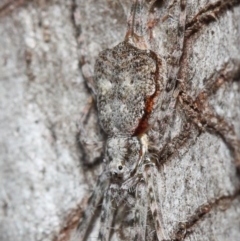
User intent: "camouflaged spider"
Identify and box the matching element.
[72,1,187,240]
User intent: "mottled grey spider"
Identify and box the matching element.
[71,0,240,241]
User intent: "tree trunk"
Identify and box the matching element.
[0,1,240,241]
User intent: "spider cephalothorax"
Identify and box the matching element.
[105,136,147,180]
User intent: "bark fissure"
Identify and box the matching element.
[172,190,240,241]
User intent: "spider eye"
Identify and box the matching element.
[118,165,123,170]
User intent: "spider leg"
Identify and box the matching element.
[125,0,149,49]
[132,181,148,241]
[143,163,168,241]
[72,171,109,241]
[81,63,97,98]
[149,0,187,156]
[161,0,187,114]
[98,183,118,241]
[118,176,148,241]
[77,83,104,167]
[126,0,144,37]
[118,174,141,206]
[111,169,148,241]
[179,91,240,165]
[77,96,103,151]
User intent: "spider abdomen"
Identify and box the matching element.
[95,41,165,136]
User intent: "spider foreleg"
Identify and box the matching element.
[160,0,187,116]
[118,174,142,206]
[125,0,150,49]
[98,183,118,241]
[72,170,109,241]
[133,181,148,241]
[143,163,168,241]
[126,0,145,37]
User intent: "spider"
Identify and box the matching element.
[71,0,240,241]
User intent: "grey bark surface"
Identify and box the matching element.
[0,1,240,241]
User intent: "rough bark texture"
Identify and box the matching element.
[0,1,240,241]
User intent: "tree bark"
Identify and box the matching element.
[0,1,240,241]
